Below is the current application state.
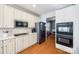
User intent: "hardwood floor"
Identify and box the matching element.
[18,35,68,54]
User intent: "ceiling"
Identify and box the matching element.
[16,4,73,16]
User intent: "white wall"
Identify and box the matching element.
[56,4,79,54]
[40,11,56,22]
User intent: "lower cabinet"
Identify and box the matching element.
[0,38,16,54]
[29,34,37,46]
[0,41,3,54]
[3,38,16,54]
[0,33,37,54]
[23,35,29,49]
[16,34,37,53]
[32,34,37,44]
[16,36,24,53]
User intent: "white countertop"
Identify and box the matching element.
[0,32,37,41]
[0,36,15,40]
[29,33,37,35]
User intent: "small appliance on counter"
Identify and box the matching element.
[56,22,73,48]
[32,28,36,33]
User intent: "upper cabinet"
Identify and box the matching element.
[0,5,4,28]
[0,5,38,28]
[14,8,22,20]
[0,5,14,28]
[28,14,38,28]
[56,5,77,23]
[15,8,38,28]
[3,5,14,28]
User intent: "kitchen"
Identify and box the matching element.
[0,4,79,54]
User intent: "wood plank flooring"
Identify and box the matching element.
[18,35,68,54]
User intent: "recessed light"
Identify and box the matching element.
[32,4,36,8]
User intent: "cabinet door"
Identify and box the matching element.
[28,34,35,46]
[28,34,37,47]
[0,5,4,28]
[3,39,15,54]
[9,39,16,54]
[14,9,22,20]
[3,39,12,54]
[16,37,21,53]
[28,35,32,46]
[3,5,14,28]
[16,36,24,53]
[32,34,37,44]
[3,40,9,54]
[28,15,37,28]
[24,35,29,49]
[0,41,3,54]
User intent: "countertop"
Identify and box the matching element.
[29,33,37,35]
[0,32,37,41]
[0,36,15,40]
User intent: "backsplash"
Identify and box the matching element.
[0,28,13,38]
[0,28,32,38]
[12,28,32,34]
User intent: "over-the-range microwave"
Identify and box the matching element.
[15,20,28,27]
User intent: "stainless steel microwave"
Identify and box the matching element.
[56,22,73,35]
[15,20,28,27]
[56,22,73,48]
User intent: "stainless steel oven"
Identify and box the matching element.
[56,22,73,48]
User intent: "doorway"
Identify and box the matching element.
[46,16,55,39]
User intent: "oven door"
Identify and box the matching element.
[57,37,73,48]
[57,22,73,35]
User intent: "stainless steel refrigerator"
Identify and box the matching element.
[35,22,46,44]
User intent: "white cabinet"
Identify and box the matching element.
[0,41,3,54]
[28,33,37,46]
[0,33,37,54]
[16,36,24,53]
[3,5,14,28]
[14,9,22,20]
[3,38,15,54]
[28,16,38,28]
[3,40,9,54]
[28,34,33,46]
[0,5,4,28]
[23,35,29,49]
[10,38,16,54]
[0,5,14,28]
[0,5,38,28]
[32,33,37,44]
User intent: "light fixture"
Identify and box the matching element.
[32,4,36,8]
